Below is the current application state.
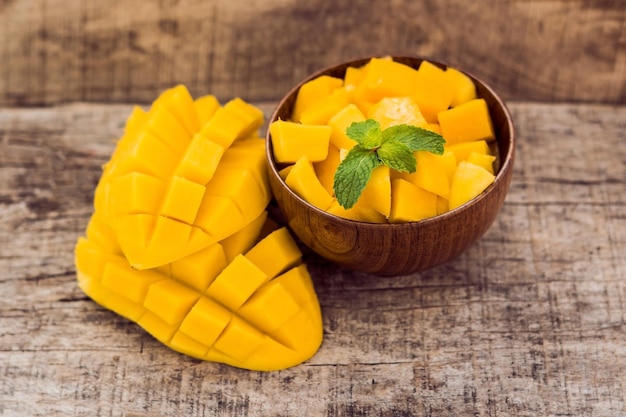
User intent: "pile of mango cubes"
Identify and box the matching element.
[75,85,323,371]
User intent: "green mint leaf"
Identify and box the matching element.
[333,147,381,209]
[346,119,382,149]
[382,125,446,154]
[377,140,416,173]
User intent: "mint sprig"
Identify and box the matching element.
[333,120,446,209]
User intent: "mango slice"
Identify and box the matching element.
[327,104,364,150]
[412,61,454,123]
[285,156,334,211]
[448,161,496,210]
[292,75,344,122]
[438,98,495,144]
[95,86,270,269]
[76,85,324,370]
[389,179,438,223]
[367,96,427,129]
[75,224,323,371]
[270,120,331,163]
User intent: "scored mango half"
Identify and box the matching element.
[75,85,324,371]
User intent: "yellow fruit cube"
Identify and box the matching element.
[194,94,220,126]
[438,98,495,144]
[108,172,166,217]
[220,211,268,264]
[448,161,495,210]
[402,151,454,199]
[174,134,225,185]
[178,297,232,346]
[358,57,420,103]
[292,75,344,122]
[300,87,349,126]
[160,175,206,224]
[314,144,341,195]
[245,227,303,279]
[150,84,201,136]
[445,67,477,107]
[389,179,438,223]
[358,165,391,218]
[206,254,268,311]
[143,279,200,325]
[326,199,388,223]
[445,140,490,163]
[367,97,427,129]
[327,104,364,150]
[270,119,331,163]
[412,61,454,123]
[466,151,496,174]
[168,243,228,291]
[198,98,264,149]
[285,156,335,211]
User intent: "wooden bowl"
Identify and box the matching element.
[265,56,515,276]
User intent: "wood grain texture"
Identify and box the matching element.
[1,101,625,416]
[0,0,625,107]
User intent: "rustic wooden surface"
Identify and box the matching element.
[0,101,625,416]
[1,0,625,107]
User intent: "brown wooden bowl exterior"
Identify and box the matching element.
[266,56,515,276]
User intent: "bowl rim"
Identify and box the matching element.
[265,55,515,230]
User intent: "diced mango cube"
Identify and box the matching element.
[174,134,224,185]
[143,105,192,156]
[178,297,232,346]
[399,151,455,199]
[448,161,495,210]
[314,144,341,195]
[160,175,206,224]
[300,87,350,126]
[292,75,344,122]
[238,280,301,333]
[358,57,420,103]
[211,316,265,362]
[446,140,490,163]
[206,254,268,311]
[438,98,495,144]
[358,165,391,218]
[270,120,331,163]
[101,262,165,304]
[150,84,201,136]
[327,104,364,150]
[220,211,268,264]
[412,61,454,123]
[169,243,228,291]
[108,172,166,216]
[245,227,303,279]
[194,94,220,126]
[389,179,438,223]
[445,67,477,107]
[143,279,200,325]
[285,156,335,211]
[466,151,496,174]
[326,199,388,223]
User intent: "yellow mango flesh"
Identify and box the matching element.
[448,161,496,210]
[327,104,364,150]
[270,120,331,163]
[272,58,499,224]
[357,165,391,218]
[389,179,438,223]
[97,88,270,269]
[438,98,495,144]
[292,75,344,122]
[285,156,334,211]
[75,225,323,371]
[367,96,427,129]
[76,85,324,370]
[300,87,350,126]
[314,144,341,196]
[412,61,454,123]
[444,67,477,107]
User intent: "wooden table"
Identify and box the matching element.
[1,101,625,416]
